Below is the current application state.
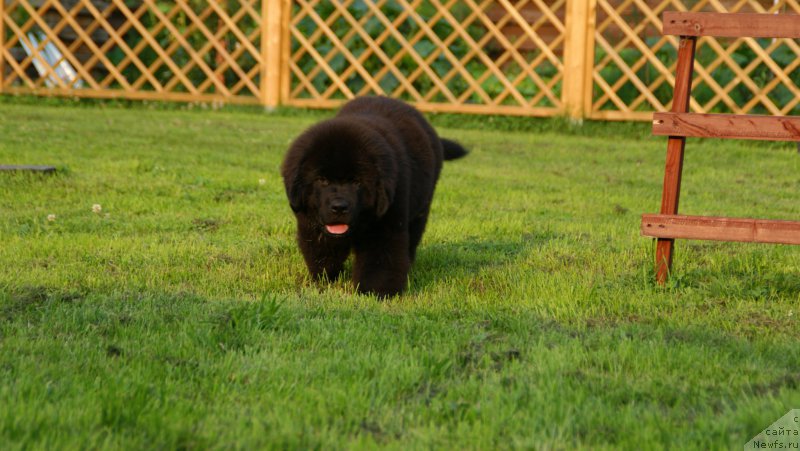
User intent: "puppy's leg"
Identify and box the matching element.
[353,231,410,298]
[407,211,430,263]
[297,230,350,282]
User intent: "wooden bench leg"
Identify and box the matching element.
[656,134,687,284]
[655,36,696,285]
[656,238,674,284]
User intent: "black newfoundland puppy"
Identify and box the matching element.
[281,97,467,297]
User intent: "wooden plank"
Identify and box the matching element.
[0,165,57,173]
[656,35,696,284]
[642,214,800,245]
[587,110,654,122]
[283,97,561,117]
[756,220,800,245]
[562,0,596,119]
[663,12,800,38]
[653,112,800,142]
[279,0,293,105]
[262,0,282,108]
[582,0,598,117]
[0,0,5,93]
[3,85,262,104]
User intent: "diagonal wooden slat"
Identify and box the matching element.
[4,9,74,88]
[65,1,120,85]
[295,0,385,99]
[345,0,419,99]
[91,1,163,91]
[207,0,262,60]
[379,0,460,103]
[48,0,131,90]
[201,5,264,96]
[433,0,558,107]
[338,0,459,103]
[111,0,199,94]
[142,4,195,92]
[478,0,565,107]
[172,1,256,96]
[290,24,356,99]
[324,0,424,101]
[396,0,494,104]
[288,0,349,98]
[15,0,99,89]
[143,0,230,96]
[418,0,500,105]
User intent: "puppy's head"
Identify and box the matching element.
[281,119,397,236]
[308,177,360,237]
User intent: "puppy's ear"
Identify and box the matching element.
[287,177,304,212]
[375,180,394,217]
[281,156,305,213]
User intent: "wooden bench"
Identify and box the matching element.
[642,11,800,284]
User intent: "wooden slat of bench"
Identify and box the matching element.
[663,12,800,38]
[652,112,800,141]
[641,214,800,245]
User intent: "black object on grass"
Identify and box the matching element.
[0,165,57,174]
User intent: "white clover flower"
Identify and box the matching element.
[258,178,267,186]
[47,214,56,222]
[92,204,102,214]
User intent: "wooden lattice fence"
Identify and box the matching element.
[592,0,800,120]
[0,0,270,104]
[1,0,799,119]
[286,0,569,115]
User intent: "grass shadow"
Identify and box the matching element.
[410,231,563,292]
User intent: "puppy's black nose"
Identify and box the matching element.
[330,199,349,214]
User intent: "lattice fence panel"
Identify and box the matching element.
[286,0,567,115]
[1,0,265,104]
[592,0,800,120]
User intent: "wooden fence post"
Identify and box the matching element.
[262,0,283,109]
[0,0,5,93]
[562,0,596,120]
[655,36,696,284]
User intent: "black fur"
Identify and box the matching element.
[281,96,467,297]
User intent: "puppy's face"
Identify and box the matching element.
[308,177,362,237]
[282,121,396,234]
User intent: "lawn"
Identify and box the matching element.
[0,100,798,449]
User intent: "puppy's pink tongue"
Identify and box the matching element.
[326,224,349,235]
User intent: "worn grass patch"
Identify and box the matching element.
[1,102,799,449]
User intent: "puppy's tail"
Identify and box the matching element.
[441,138,468,161]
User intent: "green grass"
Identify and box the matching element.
[1,101,799,450]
